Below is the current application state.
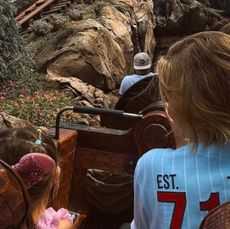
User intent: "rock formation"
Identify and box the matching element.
[34,0,229,102]
[153,0,230,61]
[0,112,28,128]
[35,0,155,96]
[220,22,230,34]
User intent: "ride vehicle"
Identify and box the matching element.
[50,76,176,228]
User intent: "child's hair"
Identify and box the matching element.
[0,126,58,210]
[156,31,230,148]
[0,152,56,229]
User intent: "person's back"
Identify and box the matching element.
[132,31,230,229]
[134,143,230,228]
[119,52,155,95]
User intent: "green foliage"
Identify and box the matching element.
[0,0,33,81]
[25,30,63,56]
[49,14,69,31]
[30,19,51,35]
[0,70,43,101]
[66,9,83,21]
[82,5,97,19]
[12,0,36,15]
[29,15,69,36]
[0,90,81,127]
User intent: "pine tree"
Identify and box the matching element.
[12,0,37,16]
[0,0,32,81]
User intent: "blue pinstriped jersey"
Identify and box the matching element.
[132,142,230,229]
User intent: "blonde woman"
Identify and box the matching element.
[132,31,230,229]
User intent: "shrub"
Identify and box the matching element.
[12,0,37,15]
[49,14,69,31]
[66,9,83,21]
[0,0,33,81]
[29,19,51,35]
[0,90,81,128]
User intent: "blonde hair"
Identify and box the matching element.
[157,31,230,148]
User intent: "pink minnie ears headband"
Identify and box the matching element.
[12,153,55,189]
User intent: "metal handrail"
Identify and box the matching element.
[54,106,143,140]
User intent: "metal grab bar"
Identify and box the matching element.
[54,106,143,140]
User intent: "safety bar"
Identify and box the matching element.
[53,106,143,140]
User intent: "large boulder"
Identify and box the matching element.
[220,22,230,34]
[36,20,125,91]
[153,0,230,59]
[209,0,230,14]
[154,0,229,35]
[35,0,155,92]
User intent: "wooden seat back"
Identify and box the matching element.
[200,202,230,229]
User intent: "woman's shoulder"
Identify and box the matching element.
[136,144,192,169]
[135,147,174,172]
[140,145,187,160]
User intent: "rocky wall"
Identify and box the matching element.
[35,0,155,94]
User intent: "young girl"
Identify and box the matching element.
[132,31,230,229]
[0,126,74,229]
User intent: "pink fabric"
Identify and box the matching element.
[12,153,55,188]
[36,207,73,229]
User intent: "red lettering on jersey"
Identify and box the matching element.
[200,192,220,212]
[157,191,186,229]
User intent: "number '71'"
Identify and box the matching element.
[157,191,220,229]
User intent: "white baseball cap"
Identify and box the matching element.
[133,52,152,70]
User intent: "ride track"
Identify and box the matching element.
[15,0,74,33]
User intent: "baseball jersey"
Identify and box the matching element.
[132,142,230,229]
[119,72,156,95]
